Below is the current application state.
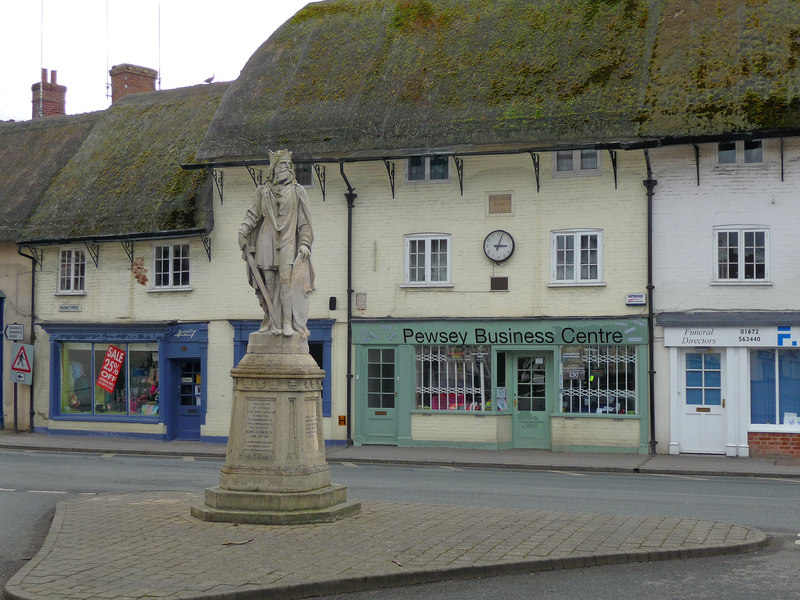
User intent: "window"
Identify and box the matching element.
[551,230,603,284]
[750,349,800,426]
[404,234,451,285]
[553,149,600,176]
[561,345,637,414]
[407,155,449,182]
[685,352,722,406]
[715,228,768,282]
[415,345,492,411]
[717,140,763,165]
[295,161,313,186]
[59,341,159,417]
[154,243,190,289]
[58,249,86,293]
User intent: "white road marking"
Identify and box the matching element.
[440,466,463,471]
[0,488,17,492]
[339,462,359,468]
[647,473,708,481]
[28,490,67,494]
[182,456,195,462]
[547,471,588,477]
[102,454,115,458]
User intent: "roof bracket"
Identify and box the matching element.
[121,241,134,266]
[529,152,541,193]
[313,164,326,201]
[692,144,700,186]
[212,168,224,205]
[200,236,212,262]
[84,242,100,268]
[245,165,262,187]
[21,246,43,270]
[453,156,464,196]
[383,159,396,198]
[608,150,618,189]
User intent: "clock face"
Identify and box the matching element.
[483,230,514,263]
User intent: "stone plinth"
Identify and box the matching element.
[191,331,360,524]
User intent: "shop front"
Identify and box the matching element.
[664,320,800,457]
[41,322,208,441]
[352,319,649,453]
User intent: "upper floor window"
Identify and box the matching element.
[717,140,763,165]
[153,243,190,289]
[295,162,313,186]
[58,249,86,294]
[404,233,451,286]
[553,149,600,176]
[715,227,769,282]
[551,229,603,284]
[407,155,449,182]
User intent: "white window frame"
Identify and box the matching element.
[406,155,450,183]
[550,229,604,285]
[715,139,765,167]
[403,233,452,287]
[552,149,601,177]
[57,248,87,294]
[152,242,192,291]
[713,226,770,284]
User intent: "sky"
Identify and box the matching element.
[0,0,312,122]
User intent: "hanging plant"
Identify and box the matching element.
[131,257,148,286]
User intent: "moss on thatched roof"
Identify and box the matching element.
[197,0,800,162]
[20,82,228,242]
[0,114,98,242]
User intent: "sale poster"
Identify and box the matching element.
[96,345,126,392]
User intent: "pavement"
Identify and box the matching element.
[2,430,797,600]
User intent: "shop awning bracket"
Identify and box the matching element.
[84,242,100,268]
[121,241,134,266]
[529,152,541,193]
[692,144,700,186]
[21,246,43,270]
[453,156,464,196]
[313,164,326,201]
[608,150,618,189]
[212,169,224,205]
[383,159,396,198]
[245,165,262,187]
[200,236,212,262]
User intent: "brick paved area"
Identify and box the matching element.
[5,491,767,600]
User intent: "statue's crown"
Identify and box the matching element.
[268,149,292,166]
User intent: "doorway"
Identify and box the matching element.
[679,350,726,453]
[360,347,398,444]
[176,358,202,440]
[511,352,552,449]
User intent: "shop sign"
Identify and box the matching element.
[96,345,126,392]
[663,326,796,347]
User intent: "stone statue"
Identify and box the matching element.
[238,149,315,337]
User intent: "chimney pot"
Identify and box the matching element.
[51,70,57,85]
[41,68,47,83]
[31,67,67,119]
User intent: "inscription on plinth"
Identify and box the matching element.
[243,398,276,459]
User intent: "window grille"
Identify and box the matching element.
[415,345,491,411]
[561,346,637,414]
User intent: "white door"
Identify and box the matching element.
[679,351,726,453]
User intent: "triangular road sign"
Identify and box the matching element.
[12,345,32,373]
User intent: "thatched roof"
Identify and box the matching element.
[197,0,800,162]
[0,114,98,242]
[20,82,228,243]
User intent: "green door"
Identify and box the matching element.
[512,353,552,449]
[361,347,398,444]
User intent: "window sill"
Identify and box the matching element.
[147,286,193,293]
[710,281,772,286]
[405,178,451,184]
[547,281,606,288]
[748,424,800,433]
[551,169,602,178]
[55,291,86,296]
[400,283,454,289]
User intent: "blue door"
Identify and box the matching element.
[176,359,202,440]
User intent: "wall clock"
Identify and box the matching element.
[483,230,515,263]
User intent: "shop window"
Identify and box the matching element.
[407,155,449,182]
[750,349,800,426]
[553,149,600,176]
[60,341,159,417]
[154,243,190,289]
[551,230,603,284]
[415,345,492,411]
[560,345,636,414]
[404,233,452,286]
[715,227,768,282]
[58,248,86,294]
[716,140,763,165]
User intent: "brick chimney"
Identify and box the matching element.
[31,68,66,119]
[109,64,158,103]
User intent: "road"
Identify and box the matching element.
[1,449,798,598]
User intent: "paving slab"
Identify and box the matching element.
[4,491,767,600]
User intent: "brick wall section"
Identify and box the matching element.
[109,64,157,103]
[31,68,66,119]
[748,432,800,457]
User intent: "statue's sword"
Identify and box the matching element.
[244,251,279,331]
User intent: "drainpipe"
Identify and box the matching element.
[17,247,37,433]
[339,163,357,445]
[643,150,658,455]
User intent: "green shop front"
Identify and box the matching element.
[352,319,649,453]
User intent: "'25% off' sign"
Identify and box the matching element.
[96,345,126,392]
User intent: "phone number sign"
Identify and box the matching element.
[96,345,126,392]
